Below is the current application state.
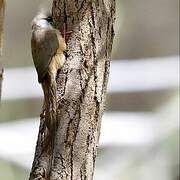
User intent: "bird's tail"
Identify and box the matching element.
[40,77,57,178]
[42,77,57,151]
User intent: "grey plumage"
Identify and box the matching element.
[31,26,59,83]
[31,14,66,178]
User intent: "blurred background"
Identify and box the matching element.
[0,0,179,180]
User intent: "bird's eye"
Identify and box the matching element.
[46,16,53,23]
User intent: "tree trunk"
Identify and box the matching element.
[29,0,115,180]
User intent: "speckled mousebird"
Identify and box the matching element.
[31,12,66,138]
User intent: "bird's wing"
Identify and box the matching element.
[31,29,59,83]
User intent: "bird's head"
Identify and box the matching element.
[32,12,53,30]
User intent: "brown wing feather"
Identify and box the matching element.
[31,29,59,83]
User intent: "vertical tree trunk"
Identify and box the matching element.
[29,0,115,180]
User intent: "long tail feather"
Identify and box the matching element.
[41,77,57,178]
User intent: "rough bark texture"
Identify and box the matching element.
[30,0,115,180]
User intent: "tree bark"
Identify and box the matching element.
[29,0,115,180]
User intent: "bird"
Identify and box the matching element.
[31,13,66,147]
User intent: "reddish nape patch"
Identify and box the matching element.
[59,23,72,42]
